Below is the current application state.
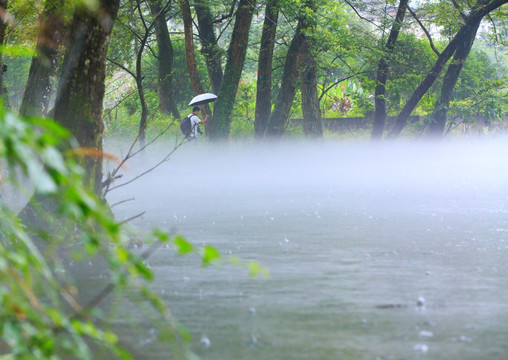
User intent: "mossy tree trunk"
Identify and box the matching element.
[179,0,211,122]
[300,40,322,138]
[370,0,408,140]
[207,0,256,141]
[254,0,279,138]
[264,1,315,138]
[0,0,8,106]
[426,22,480,139]
[149,0,180,119]
[19,0,65,117]
[195,0,223,94]
[53,0,120,196]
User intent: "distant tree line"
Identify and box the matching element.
[1,0,507,191]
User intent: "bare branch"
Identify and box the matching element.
[137,0,149,32]
[408,6,441,56]
[318,70,375,102]
[111,198,136,208]
[102,117,176,197]
[102,89,137,120]
[343,0,383,30]
[486,14,499,43]
[119,211,146,224]
[107,57,136,78]
[106,133,188,193]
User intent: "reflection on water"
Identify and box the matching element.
[106,139,508,360]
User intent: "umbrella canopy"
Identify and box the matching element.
[188,93,217,106]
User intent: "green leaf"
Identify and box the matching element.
[247,261,270,278]
[201,245,220,266]
[153,228,169,242]
[174,235,193,255]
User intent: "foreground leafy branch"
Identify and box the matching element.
[0,109,191,359]
[0,107,267,359]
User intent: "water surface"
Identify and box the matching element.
[106,139,508,359]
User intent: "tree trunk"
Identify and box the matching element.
[179,0,211,121]
[386,0,507,139]
[136,59,149,148]
[370,0,408,140]
[0,0,8,106]
[195,0,223,94]
[254,0,278,138]
[53,0,120,196]
[426,21,480,138]
[19,0,65,117]
[299,0,321,138]
[264,10,307,137]
[149,0,180,119]
[207,0,256,140]
[300,41,322,138]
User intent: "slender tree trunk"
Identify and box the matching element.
[207,0,256,140]
[300,41,322,138]
[0,0,8,106]
[299,0,321,138]
[149,0,180,119]
[370,0,408,140]
[53,0,120,196]
[254,0,278,138]
[195,0,223,94]
[386,0,507,139]
[264,8,308,137]
[179,0,211,123]
[426,22,480,138]
[136,55,149,148]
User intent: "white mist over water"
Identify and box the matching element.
[106,137,508,360]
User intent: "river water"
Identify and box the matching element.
[106,139,508,360]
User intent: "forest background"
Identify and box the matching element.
[3,0,508,144]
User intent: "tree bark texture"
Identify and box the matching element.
[179,0,211,121]
[53,0,120,196]
[300,41,322,138]
[254,0,279,138]
[0,0,8,105]
[207,0,256,140]
[195,0,223,94]
[426,21,481,138]
[19,0,65,117]
[149,0,180,119]
[264,7,308,138]
[370,0,408,140]
[386,0,508,139]
[136,52,149,148]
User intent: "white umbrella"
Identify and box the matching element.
[188,93,217,106]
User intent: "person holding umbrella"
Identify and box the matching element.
[184,106,209,142]
[182,93,216,142]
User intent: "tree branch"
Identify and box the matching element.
[102,116,176,197]
[343,0,383,30]
[119,211,146,224]
[318,70,375,102]
[106,133,188,193]
[110,198,135,208]
[408,6,441,56]
[212,0,236,24]
[107,57,136,78]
